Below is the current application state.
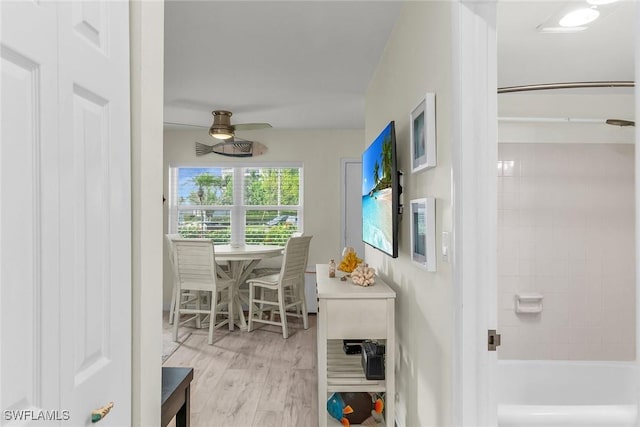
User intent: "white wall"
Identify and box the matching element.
[163,128,363,306]
[365,3,453,426]
[497,143,635,360]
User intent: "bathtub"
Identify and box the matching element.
[498,360,638,427]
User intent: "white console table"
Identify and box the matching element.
[316,263,396,427]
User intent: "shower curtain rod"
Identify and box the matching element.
[498,116,605,124]
[498,116,635,126]
[498,81,635,94]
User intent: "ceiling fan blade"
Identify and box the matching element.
[163,121,208,129]
[234,123,273,131]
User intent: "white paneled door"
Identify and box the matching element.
[1,2,131,426]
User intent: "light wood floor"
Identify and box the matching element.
[163,313,318,427]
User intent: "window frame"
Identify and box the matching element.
[168,162,304,246]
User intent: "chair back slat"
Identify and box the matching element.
[279,235,312,284]
[173,239,219,292]
[165,233,182,268]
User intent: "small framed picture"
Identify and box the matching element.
[410,198,436,271]
[410,93,436,173]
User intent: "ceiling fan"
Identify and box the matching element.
[192,110,272,158]
[163,109,272,157]
[208,110,272,140]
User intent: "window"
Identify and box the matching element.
[169,165,303,246]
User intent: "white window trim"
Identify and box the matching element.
[232,166,243,245]
[168,162,304,245]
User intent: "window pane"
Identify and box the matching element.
[172,165,302,247]
[177,209,231,244]
[245,209,299,246]
[177,167,233,206]
[244,168,300,206]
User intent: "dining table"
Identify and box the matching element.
[213,244,284,330]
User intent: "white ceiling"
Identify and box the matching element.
[498,1,635,88]
[164,1,635,131]
[164,1,402,130]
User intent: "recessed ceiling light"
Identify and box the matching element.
[559,7,600,27]
[538,26,588,34]
[586,0,619,5]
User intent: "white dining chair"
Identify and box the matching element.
[246,235,312,338]
[167,234,230,325]
[172,239,235,345]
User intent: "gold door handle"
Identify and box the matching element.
[91,402,114,423]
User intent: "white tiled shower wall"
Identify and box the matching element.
[498,143,635,360]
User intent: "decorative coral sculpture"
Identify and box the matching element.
[351,263,375,286]
[338,247,363,273]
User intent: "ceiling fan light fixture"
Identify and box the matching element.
[209,126,234,140]
[559,7,600,27]
[209,110,235,140]
[538,26,587,33]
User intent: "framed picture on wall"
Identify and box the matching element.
[410,197,436,271]
[409,93,436,173]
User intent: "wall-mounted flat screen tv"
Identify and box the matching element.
[362,121,400,258]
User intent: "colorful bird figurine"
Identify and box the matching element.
[327,392,384,426]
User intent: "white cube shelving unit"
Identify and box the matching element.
[316,264,396,426]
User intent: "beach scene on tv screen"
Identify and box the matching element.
[362,124,393,254]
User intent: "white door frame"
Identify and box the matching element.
[130,2,165,425]
[452,2,640,426]
[451,2,498,426]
